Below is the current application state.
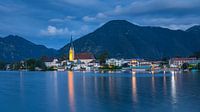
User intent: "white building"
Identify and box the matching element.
[106,58,124,67]
[169,57,198,68]
[44,58,60,67]
[74,53,95,65]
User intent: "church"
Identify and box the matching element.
[69,36,75,62]
[68,36,95,64]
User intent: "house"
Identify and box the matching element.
[130,59,152,71]
[169,57,198,68]
[74,53,95,64]
[130,59,152,66]
[106,58,124,67]
[43,58,61,68]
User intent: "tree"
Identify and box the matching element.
[197,63,200,70]
[181,63,189,70]
[26,59,36,71]
[191,51,200,58]
[36,59,47,70]
[98,52,109,65]
[0,61,6,70]
[60,54,67,61]
[26,59,47,71]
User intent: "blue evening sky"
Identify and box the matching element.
[0,0,200,49]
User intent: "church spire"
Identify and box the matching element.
[69,35,75,61]
[70,35,74,48]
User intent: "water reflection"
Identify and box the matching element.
[94,76,98,96]
[53,71,58,106]
[163,75,167,95]
[68,71,75,112]
[171,72,177,103]
[19,71,24,98]
[82,75,86,96]
[151,75,156,94]
[132,76,137,103]
[109,76,114,97]
[1,71,200,112]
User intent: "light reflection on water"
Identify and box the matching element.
[171,72,177,104]
[68,71,75,112]
[132,76,137,103]
[0,71,200,112]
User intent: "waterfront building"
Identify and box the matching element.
[74,53,95,64]
[130,59,152,66]
[169,57,198,68]
[44,58,60,68]
[106,58,124,67]
[130,59,152,72]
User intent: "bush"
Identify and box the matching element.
[0,61,6,70]
[181,63,189,70]
[197,63,200,70]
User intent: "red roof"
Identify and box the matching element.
[75,53,95,60]
[171,57,197,61]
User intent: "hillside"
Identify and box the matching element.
[0,35,57,62]
[59,20,200,59]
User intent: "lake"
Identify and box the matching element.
[0,71,200,112]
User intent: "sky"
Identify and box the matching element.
[0,0,200,49]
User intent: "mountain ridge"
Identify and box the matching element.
[0,35,57,62]
[1,20,200,62]
[59,20,200,59]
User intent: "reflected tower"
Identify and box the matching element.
[68,71,75,112]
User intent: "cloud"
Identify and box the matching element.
[49,16,76,22]
[0,2,23,13]
[40,24,92,38]
[82,12,107,22]
[109,0,200,16]
[1,0,200,49]
[114,5,123,14]
[61,0,100,6]
[164,24,198,30]
[65,16,76,20]
[40,25,73,36]
[82,16,96,22]
[96,12,107,19]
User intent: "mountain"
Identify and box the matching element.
[59,20,200,59]
[186,25,200,33]
[0,35,57,62]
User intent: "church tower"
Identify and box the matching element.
[69,36,74,61]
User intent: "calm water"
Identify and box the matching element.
[0,71,200,112]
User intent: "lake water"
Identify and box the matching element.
[0,71,200,112]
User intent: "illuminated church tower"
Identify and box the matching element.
[69,36,74,61]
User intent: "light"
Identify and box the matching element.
[132,71,136,75]
[69,47,74,61]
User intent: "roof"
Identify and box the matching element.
[171,57,197,61]
[41,57,58,62]
[75,53,95,60]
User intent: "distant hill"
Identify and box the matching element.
[59,20,200,59]
[0,35,57,62]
